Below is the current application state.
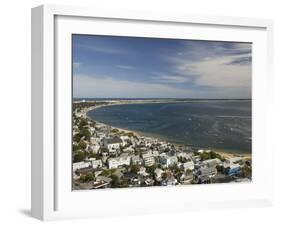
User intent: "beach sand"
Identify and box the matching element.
[81,101,252,160]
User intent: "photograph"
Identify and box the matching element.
[72,34,252,190]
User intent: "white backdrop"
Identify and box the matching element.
[0,0,280,225]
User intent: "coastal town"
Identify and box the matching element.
[72,100,252,190]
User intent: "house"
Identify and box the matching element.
[76,167,94,175]
[161,176,177,186]
[96,176,112,183]
[90,137,100,144]
[120,135,130,146]
[142,150,158,166]
[183,161,195,171]
[161,155,178,168]
[196,166,217,183]
[73,161,91,172]
[88,144,100,153]
[142,150,159,159]
[180,172,193,184]
[123,146,135,153]
[202,158,222,168]
[144,178,155,186]
[131,155,142,165]
[91,159,103,169]
[138,167,149,176]
[228,157,243,164]
[103,137,123,151]
[143,156,155,166]
[107,155,131,169]
[192,155,201,163]
[154,168,164,181]
[227,163,241,176]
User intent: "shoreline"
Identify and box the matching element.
[80,101,252,161]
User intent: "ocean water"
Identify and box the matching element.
[87,101,252,153]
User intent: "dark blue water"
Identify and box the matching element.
[87,101,252,153]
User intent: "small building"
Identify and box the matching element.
[73,161,91,172]
[196,166,217,183]
[161,155,178,168]
[227,163,241,176]
[107,155,131,169]
[88,144,100,153]
[228,157,243,164]
[142,150,159,159]
[103,137,123,151]
[138,167,149,176]
[143,156,155,166]
[123,146,134,153]
[91,159,103,169]
[202,158,222,168]
[183,161,195,171]
[131,155,142,165]
[76,167,94,175]
[154,168,164,181]
[96,176,112,184]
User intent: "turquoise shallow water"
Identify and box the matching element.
[87,101,252,153]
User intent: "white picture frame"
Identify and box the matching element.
[31,4,274,221]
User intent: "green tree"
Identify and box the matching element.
[110,174,119,188]
[85,172,94,182]
[73,133,81,143]
[130,164,140,174]
[78,119,88,129]
[78,140,87,150]
[80,128,91,140]
[74,150,86,162]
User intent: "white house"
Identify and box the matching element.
[142,150,159,159]
[123,146,135,153]
[73,161,91,172]
[183,161,195,171]
[202,158,222,168]
[108,156,131,169]
[144,156,155,166]
[228,157,243,164]
[91,159,103,169]
[132,155,142,165]
[154,168,164,181]
[103,137,123,151]
[90,137,100,144]
[88,144,100,153]
[161,155,178,168]
[120,135,130,146]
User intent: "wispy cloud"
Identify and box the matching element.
[117,65,135,70]
[151,72,190,83]
[78,43,127,55]
[73,62,81,68]
[73,74,194,98]
[163,42,252,91]
[73,73,249,99]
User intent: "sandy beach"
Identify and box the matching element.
[80,100,252,161]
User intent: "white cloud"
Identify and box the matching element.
[73,62,81,68]
[117,65,135,70]
[163,43,252,97]
[151,72,190,83]
[79,44,127,55]
[73,74,195,98]
[73,74,249,99]
[176,56,251,88]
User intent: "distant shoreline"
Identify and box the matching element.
[80,100,251,160]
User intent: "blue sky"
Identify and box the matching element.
[73,34,252,98]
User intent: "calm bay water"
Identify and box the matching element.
[87,101,252,153]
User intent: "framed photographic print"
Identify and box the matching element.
[31,4,274,221]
